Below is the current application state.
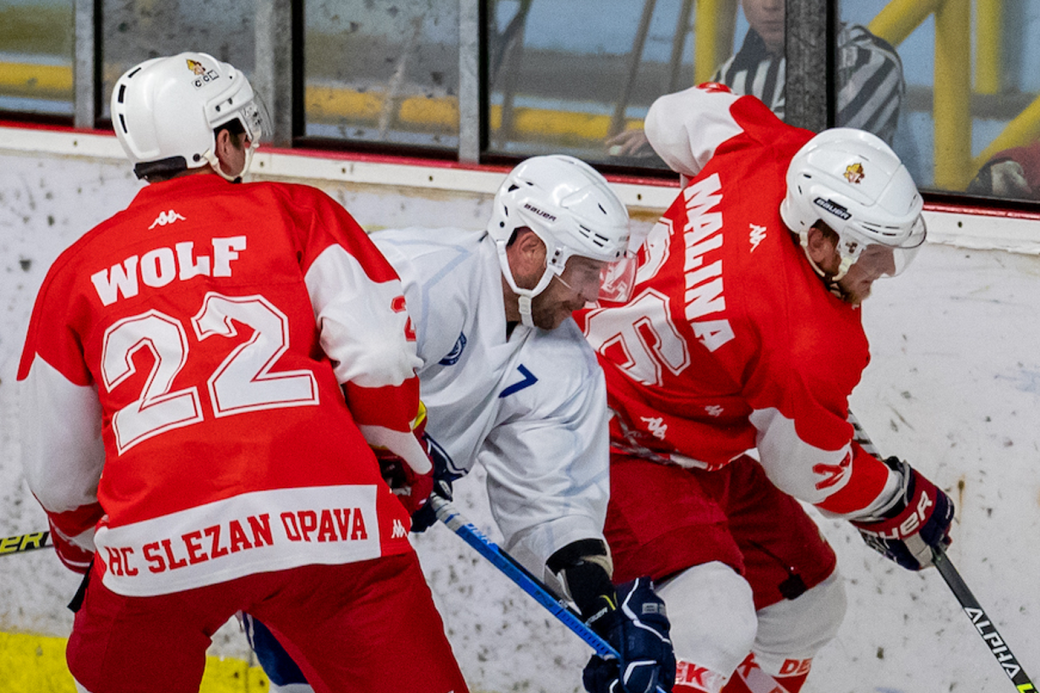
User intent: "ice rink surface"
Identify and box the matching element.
[1,141,1037,692]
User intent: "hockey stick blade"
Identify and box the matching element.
[431,496,668,693]
[847,412,1035,691]
[0,530,50,555]
[932,546,1036,691]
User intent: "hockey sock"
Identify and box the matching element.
[673,658,729,693]
[719,652,807,693]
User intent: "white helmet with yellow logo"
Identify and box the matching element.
[111,52,265,181]
[780,127,926,280]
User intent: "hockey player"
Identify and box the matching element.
[248,155,676,693]
[576,83,954,693]
[17,52,468,693]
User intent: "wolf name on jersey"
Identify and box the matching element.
[19,175,422,596]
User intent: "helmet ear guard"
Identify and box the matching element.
[780,127,926,282]
[111,52,266,181]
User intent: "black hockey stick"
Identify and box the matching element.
[849,413,1036,691]
[0,530,50,555]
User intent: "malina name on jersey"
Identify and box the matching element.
[90,235,248,306]
[681,173,734,351]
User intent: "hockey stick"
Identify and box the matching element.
[0,530,50,555]
[431,496,669,693]
[848,413,1036,691]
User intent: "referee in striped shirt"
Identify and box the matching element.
[713,0,904,145]
[606,1,905,159]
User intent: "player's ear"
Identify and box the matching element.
[806,223,840,274]
[507,228,548,287]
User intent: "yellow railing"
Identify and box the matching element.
[870,0,1040,187]
[2,0,1038,191]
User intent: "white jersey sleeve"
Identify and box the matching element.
[372,227,611,578]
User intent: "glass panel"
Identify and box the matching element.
[101,0,256,121]
[485,0,712,169]
[0,0,74,117]
[840,0,1040,202]
[303,0,459,151]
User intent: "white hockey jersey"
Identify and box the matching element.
[372,227,611,578]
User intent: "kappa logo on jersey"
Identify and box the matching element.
[392,519,407,538]
[500,364,538,398]
[641,416,667,440]
[439,332,467,366]
[681,173,735,352]
[90,235,247,306]
[186,58,219,88]
[149,209,186,229]
[844,162,865,184]
[704,405,724,417]
[813,450,853,490]
[749,223,767,253]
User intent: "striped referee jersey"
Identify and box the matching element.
[712,23,905,145]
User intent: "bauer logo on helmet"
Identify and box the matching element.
[813,197,852,221]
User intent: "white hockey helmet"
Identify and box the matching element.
[487,155,633,326]
[780,127,926,282]
[111,52,265,181]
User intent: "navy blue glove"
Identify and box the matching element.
[407,435,463,533]
[851,456,954,571]
[583,577,676,693]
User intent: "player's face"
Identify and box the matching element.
[741,0,785,54]
[532,255,606,330]
[838,244,896,306]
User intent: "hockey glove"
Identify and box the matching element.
[408,435,463,533]
[377,443,434,518]
[583,577,676,693]
[851,456,954,571]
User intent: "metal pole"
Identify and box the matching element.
[785,0,830,133]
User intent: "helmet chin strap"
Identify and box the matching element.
[495,240,556,328]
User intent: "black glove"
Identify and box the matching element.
[583,577,676,693]
[851,456,954,571]
[407,435,462,533]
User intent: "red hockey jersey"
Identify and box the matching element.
[18,174,423,596]
[577,85,893,518]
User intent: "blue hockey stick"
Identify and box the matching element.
[432,496,668,693]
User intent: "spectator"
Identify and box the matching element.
[607,0,905,158]
[967,140,1040,200]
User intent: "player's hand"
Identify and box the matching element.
[377,445,434,518]
[408,435,462,533]
[606,128,653,157]
[851,457,954,571]
[583,577,676,693]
